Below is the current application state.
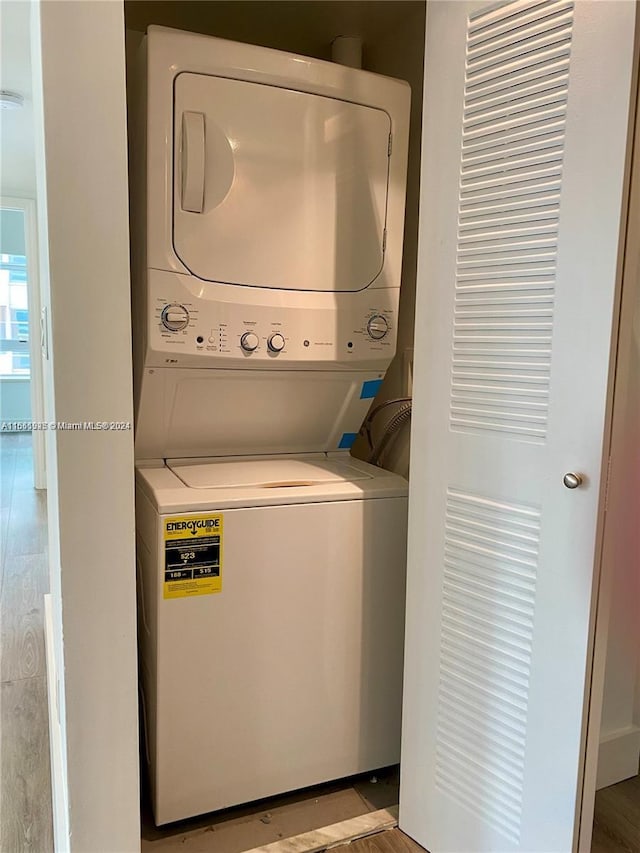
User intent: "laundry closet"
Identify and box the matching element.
[119,2,640,851]
[125,0,424,840]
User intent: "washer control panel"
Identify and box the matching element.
[146,272,399,369]
[161,303,190,332]
[240,331,260,352]
[268,332,286,353]
[366,314,389,340]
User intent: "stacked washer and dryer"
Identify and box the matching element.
[131,26,411,825]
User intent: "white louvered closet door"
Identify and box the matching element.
[400,2,637,852]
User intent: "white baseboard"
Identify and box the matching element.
[44,594,70,851]
[597,724,640,790]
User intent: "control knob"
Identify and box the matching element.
[367,315,389,340]
[161,304,190,332]
[240,331,260,352]
[268,333,286,353]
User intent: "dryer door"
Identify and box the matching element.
[173,73,391,292]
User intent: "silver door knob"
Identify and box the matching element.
[563,472,583,489]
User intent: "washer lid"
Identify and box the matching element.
[167,457,372,490]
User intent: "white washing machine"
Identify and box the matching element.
[136,454,407,824]
[130,26,411,824]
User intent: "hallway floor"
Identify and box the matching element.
[336,830,424,853]
[592,774,640,852]
[0,432,53,851]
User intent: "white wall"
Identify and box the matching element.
[1,0,36,198]
[0,378,31,421]
[32,2,140,850]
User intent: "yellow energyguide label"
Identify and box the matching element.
[163,514,223,599]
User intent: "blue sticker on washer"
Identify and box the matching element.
[338,433,358,449]
[360,379,383,399]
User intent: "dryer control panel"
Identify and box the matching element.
[145,270,398,370]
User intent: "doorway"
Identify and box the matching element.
[0,197,45,487]
[0,3,53,849]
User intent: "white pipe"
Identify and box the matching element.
[331,36,363,70]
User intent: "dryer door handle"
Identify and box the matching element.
[181,111,206,213]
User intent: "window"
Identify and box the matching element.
[0,253,30,377]
[15,309,29,341]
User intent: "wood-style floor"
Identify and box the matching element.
[342,829,425,853]
[592,774,640,853]
[0,432,53,852]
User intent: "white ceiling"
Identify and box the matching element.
[0,0,36,197]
